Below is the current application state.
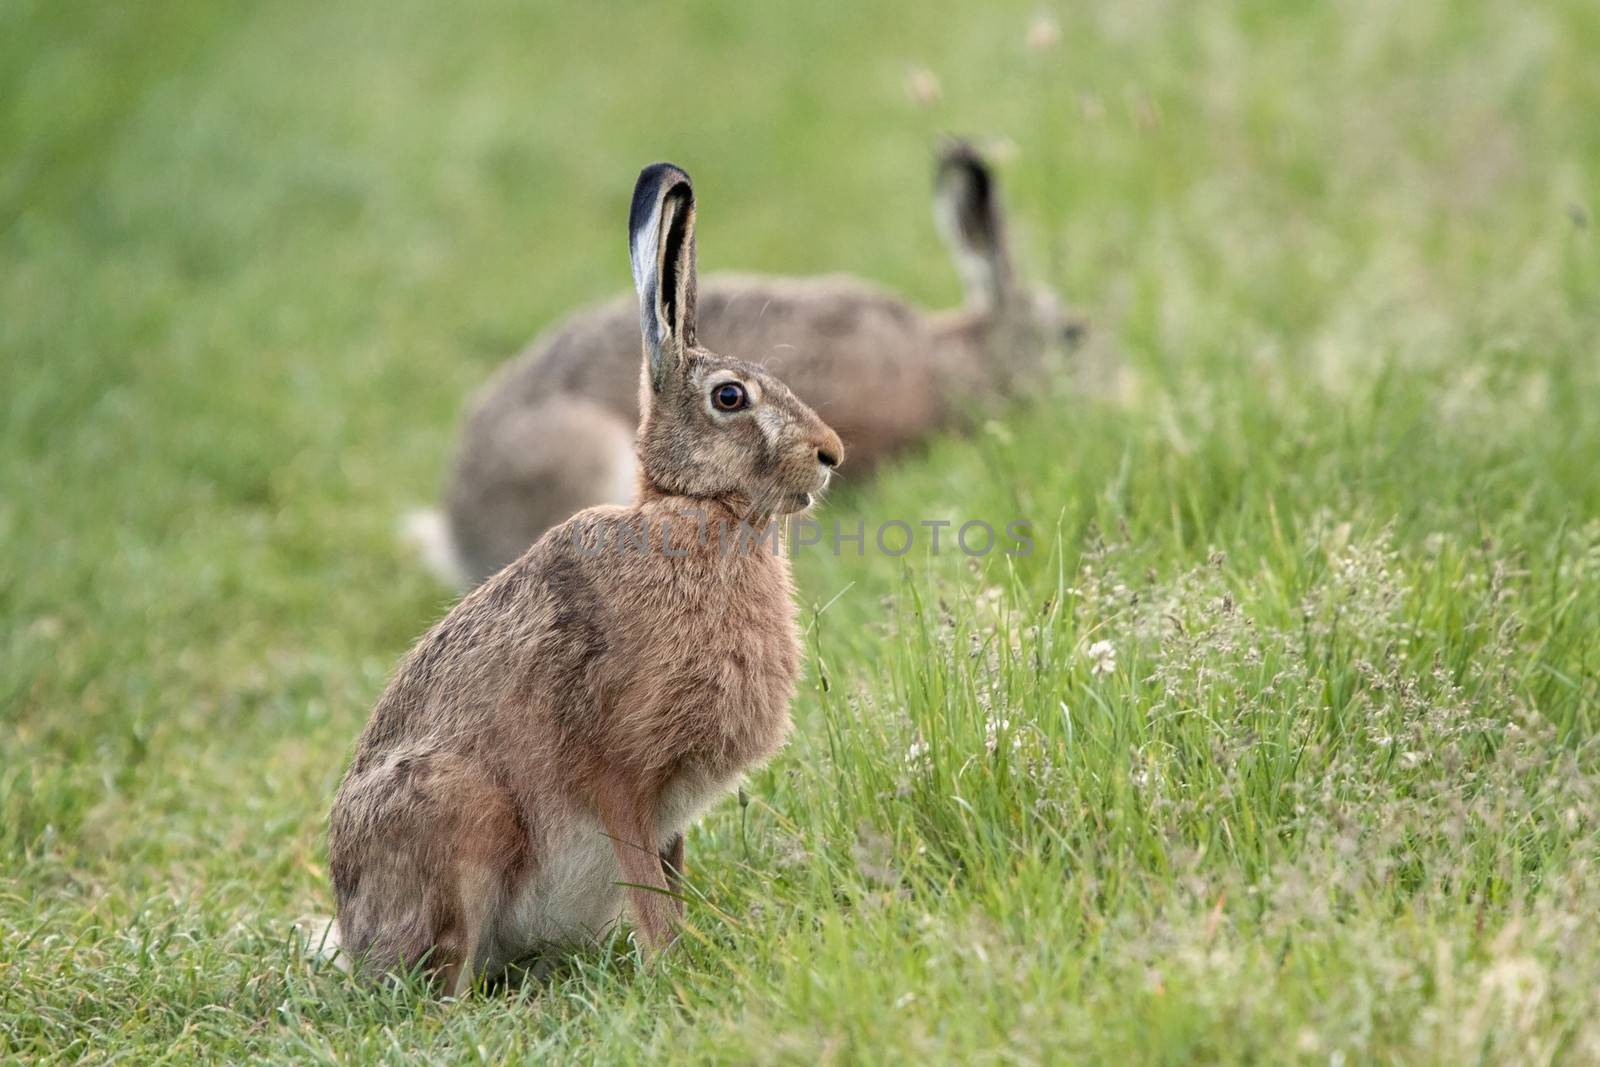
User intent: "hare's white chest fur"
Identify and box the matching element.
[498,814,626,956]
[495,767,735,962]
[656,765,733,837]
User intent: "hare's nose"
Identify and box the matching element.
[813,426,844,470]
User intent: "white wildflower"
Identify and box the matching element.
[1087,639,1117,676]
[904,66,941,107]
[1026,11,1061,52]
[984,717,1012,753]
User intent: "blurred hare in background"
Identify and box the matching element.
[414,142,1085,586]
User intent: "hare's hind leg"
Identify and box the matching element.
[446,396,635,581]
[331,754,524,995]
[436,862,505,997]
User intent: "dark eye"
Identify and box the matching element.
[711,382,748,412]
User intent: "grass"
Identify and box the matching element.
[3,0,1599,1061]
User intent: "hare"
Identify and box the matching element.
[327,163,843,995]
[411,142,1084,587]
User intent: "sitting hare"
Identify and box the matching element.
[327,163,843,994]
[413,142,1084,586]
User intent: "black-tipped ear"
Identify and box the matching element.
[934,140,1014,311]
[629,162,698,393]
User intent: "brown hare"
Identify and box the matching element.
[326,163,843,994]
[411,142,1084,586]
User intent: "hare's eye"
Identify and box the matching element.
[711,382,748,412]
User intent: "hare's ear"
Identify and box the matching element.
[629,163,699,393]
[934,140,1014,312]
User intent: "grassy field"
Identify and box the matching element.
[4,0,1599,1062]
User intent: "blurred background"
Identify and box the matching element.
[3,0,1599,1060]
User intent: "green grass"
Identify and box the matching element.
[3,0,1599,1062]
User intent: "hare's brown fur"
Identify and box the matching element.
[330,163,842,993]
[426,143,1085,585]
